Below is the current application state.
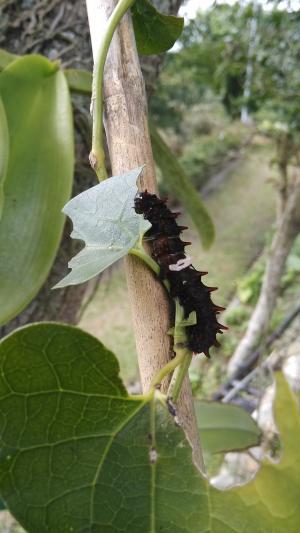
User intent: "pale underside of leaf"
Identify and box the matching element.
[54,167,151,289]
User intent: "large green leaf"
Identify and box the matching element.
[0,49,92,95]
[0,94,9,218]
[0,323,209,532]
[132,0,184,55]
[196,400,261,454]
[150,121,215,249]
[0,323,299,532]
[0,55,74,325]
[54,167,150,288]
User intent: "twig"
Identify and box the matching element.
[222,302,300,402]
[215,302,300,402]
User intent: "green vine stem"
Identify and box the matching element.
[150,351,187,389]
[89,0,135,181]
[168,350,193,402]
[129,245,171,292]
[167,299,193,402]
[148,298,193,401]
[129,245,160,276]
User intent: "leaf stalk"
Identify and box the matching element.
[129,245,160,275]
[167,299,193,402]
[150,351,187,389]
[130,245,171,292]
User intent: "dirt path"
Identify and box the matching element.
[80,142,277,382]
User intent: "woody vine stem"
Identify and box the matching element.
[88,0,193,403]
[131,245,194,403]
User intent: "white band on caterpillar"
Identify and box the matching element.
[169,256,192,271]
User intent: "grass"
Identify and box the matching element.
[80,268,137,383]
[79,139,277,384]
[186,141,276,305]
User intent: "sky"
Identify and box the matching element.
[179,0,300,19]
[179,0,213,18]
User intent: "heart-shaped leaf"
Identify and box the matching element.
[0,94,9,218]
[0,55,74,325]
[196,400,261,454]
[0,323,209,531]
[132,0,184,55]
[54,167,151,288]
[0,325,299,532]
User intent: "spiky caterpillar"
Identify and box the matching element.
[134,191,227,357]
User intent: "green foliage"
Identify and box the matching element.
[54,167,150,288]
[0,55,74,325]
[238,234,300,306]
[225,307,251,327]
[0,323,137,531]
[196,400,261,454]
[0,48,94,96]
[0,324,299,532]
[238,262,265,304]
[150,121,215,248]
[151,3,300,129]
[150,3,249,124]
[0,500,6,511]
[64,68,92,95]
[179,123,245,189]
[0,94,9,218]
[283,236,300,287]
[132,0,184,55]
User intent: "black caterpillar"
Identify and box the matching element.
[134,191,227,357]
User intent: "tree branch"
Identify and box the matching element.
[228,172,300,378]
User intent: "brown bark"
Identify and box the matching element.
[276,133,295,219]
[228,172,300,378]
[98,0,203,470]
